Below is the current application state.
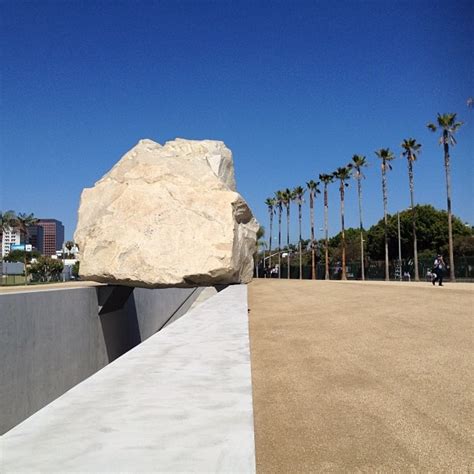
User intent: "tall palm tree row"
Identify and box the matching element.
[264,198,276,271]
[319,173,334,280]
[262,111,464,282]
[375,148,395,281]
[427,113,463,282]
[292,186,306,279]
[351,155,368,280]
[401,139,422,281]
[332,166,352,280]
[306,180,320,279]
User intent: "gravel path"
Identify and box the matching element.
[248,279,473,472]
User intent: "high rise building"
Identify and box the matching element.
[1,228,22,258]
[29,219,65,256]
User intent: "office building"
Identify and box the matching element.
[30,219,65,256]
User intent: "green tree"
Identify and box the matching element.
[329,228,365,263]
[444,234,474,257]
[3,249,41,263]
[30,256,64,282]
[72,261,80,278]
[401,138,422,281]
[264,198,276,271]
[306,180,320,279]
[319,173,334,280]
[13,213,38,285]
[375,148,395,280]
[351,155,368,280]
[292,186,306,279]
[427,113,464,281]
[333,166,352,280]
[366,205,471,261]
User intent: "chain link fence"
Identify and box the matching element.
[258,256,474,281]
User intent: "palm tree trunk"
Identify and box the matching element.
[324,185,329,280]
[382,166,390,281]
[408,160,419,281]
[268,212,273,272]
[340,184,347,280]
[286,205,290,279]
[357,175,365,280]
[310,192,316,279]
[444,138,456,281]
[22,229,28,285]
[298,203,302,279]
[278,208,282,278]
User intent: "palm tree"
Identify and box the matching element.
[401,138,422,281]
[63,240,75,258]
[351,155,368,280]
[427,113,464,281]
[1,210,17,250]
[1,210,17,278]
[292,186,306,279]
[306,180,320,279]
[255,226,266,277]
[319,173,334,280]
[333,166,352,280]
[13,213,38,285]
[275,190,284,278]
[264,198,276,273]
[281,189,294,279]
[375,148,395,281]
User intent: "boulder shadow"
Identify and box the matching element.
[97,286,142,362]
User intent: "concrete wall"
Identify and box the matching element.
[0,285,201,434]
[0,262,24,275]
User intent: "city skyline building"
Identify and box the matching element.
[29,219,65,256]
[1,228,22,258]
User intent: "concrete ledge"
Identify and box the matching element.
[0,285,203,434]
[2,285,255,473]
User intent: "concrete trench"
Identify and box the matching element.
[1,284,255,473]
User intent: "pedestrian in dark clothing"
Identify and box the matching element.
[432,255,445,286]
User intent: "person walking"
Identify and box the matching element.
[432,254,446,286]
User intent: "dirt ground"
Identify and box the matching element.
[248,279,473,473]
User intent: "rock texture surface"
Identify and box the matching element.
[74,138,259,288]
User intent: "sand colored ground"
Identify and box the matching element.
[248,279,473,472]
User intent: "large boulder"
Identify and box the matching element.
[74,138,259,288]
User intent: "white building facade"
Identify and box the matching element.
[1,228,22,258]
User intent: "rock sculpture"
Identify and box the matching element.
[74,138,259,287]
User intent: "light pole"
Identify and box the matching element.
[397,212,402,281]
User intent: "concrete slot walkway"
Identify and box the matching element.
[248,279,474,472]
[2,285,255,473]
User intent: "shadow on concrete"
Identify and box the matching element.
[97,286,141,362]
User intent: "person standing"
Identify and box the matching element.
[432,254,446,286]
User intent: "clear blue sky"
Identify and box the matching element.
[1,0,473,242]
